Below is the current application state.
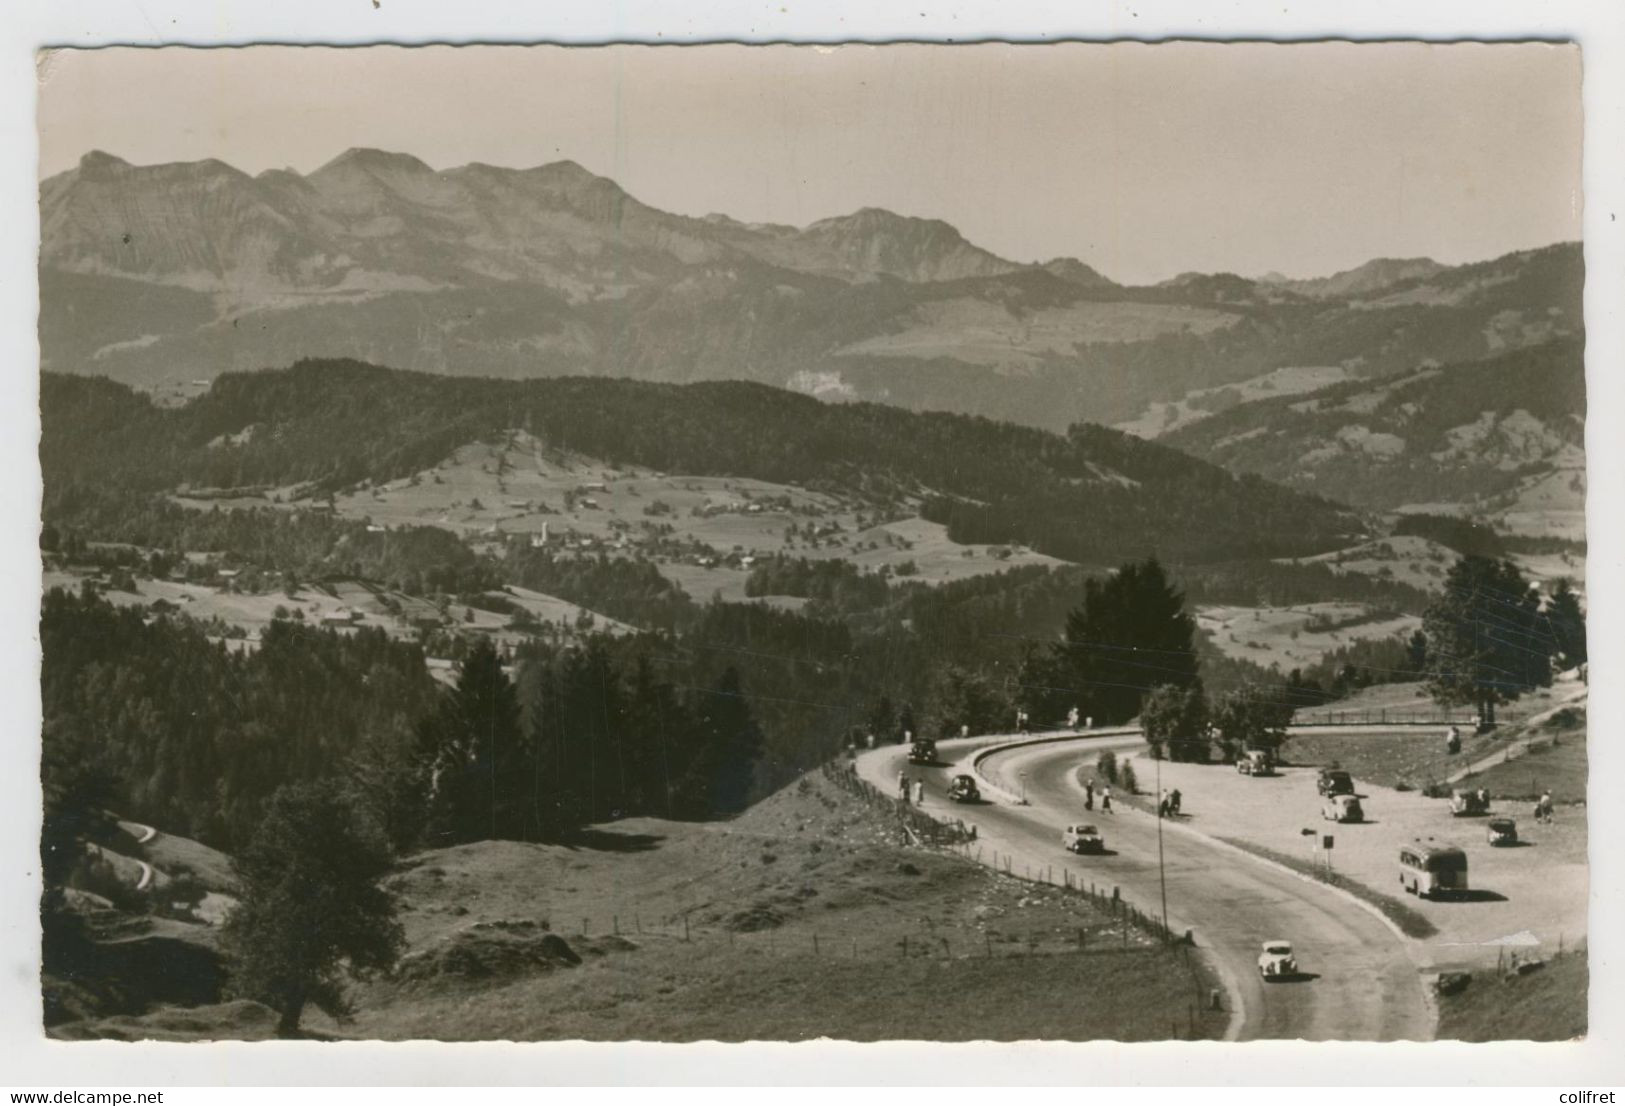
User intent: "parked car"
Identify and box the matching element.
[1317,769,1354,797]
[1399,841,1469,898]
[1063,824,1104,854]
[1449,788,1491,816]
[1258,940,1298,980]
[946,774,980,803]
[1321,793,1364,823]
[1486,817,1519,846]
[1236,748,1276,776]
[907,738,939,766]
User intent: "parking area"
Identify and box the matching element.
[1115,750,1588,967]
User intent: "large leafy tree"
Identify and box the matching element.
[1422,556,1556,725]
[925,664,1014,738]
[1140,684,1211,762]
[1050,558,1200,725]
[1212,684,1295,760]
[224,781,403,1037]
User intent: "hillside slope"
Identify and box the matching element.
[41,362,1361,565]
[40,150,1581,432]
[1161,340,1584,534]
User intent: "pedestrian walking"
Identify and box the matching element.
[1085,715,1093,730]
[866,731,876,750]
[1101,787,1113,814]
[1445,724,1461,754]
[960,723,970,739]
[1171,788,1182,816]
[913,780,925,806]
[898,771,909,801]
[1085,778,1095,811]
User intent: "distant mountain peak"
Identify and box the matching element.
[78,149,131,175]
[797,206,1019,282]
[1040,256,1115,288]
[1281,256,1448,299]
[314,147,435,177]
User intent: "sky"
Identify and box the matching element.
[36,42,1582,285]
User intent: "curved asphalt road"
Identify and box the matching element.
[861,733,1432,1042]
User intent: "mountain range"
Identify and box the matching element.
[39,149,1583,432]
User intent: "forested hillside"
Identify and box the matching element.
[1163,339,1584,514]
[41,361,1360,564]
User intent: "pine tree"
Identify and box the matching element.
[695,667,763,814]
[1545,577,1586,671]
[1422,556,1556,725]
[1404,628,1429,675]
[421,637,527,842]
[1052,558,1199,725]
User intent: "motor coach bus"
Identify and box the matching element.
[1398,842,1468,899]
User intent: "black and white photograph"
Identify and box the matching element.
[20,31,1608,1065]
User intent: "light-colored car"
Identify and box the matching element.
[1063,824,1104,854]
[1258,940,1298,980]
[1321,793,1364,823]
[1236,749,1275,776]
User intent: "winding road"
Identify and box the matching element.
[858,732,1433,1041]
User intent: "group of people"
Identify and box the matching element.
[1082,778,1113,813]
[1158,788,1183,819]
[897,771,925,806]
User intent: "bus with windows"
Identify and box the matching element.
[1398,841,1468,899]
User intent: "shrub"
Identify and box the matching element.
[1097,750,1119,785]
[1121,762,1139,796]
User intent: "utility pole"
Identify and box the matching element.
[1157,746,1169,937]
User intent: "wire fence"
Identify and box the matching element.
[1292,708,1522,727]
[554,862,1191,973]
[1435,936,1583,997]
[820,760,979,847]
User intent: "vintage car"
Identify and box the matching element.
[1063,824,1105,854]
[1316,769,1355,797]
[1321,793,1364,823]
[1450,788,1491,816]
[946,774,980,803]
[1258,940,1298,980]
[1236,748,1276,776]
[907,738,939,766]
[1486,817,1519,846]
